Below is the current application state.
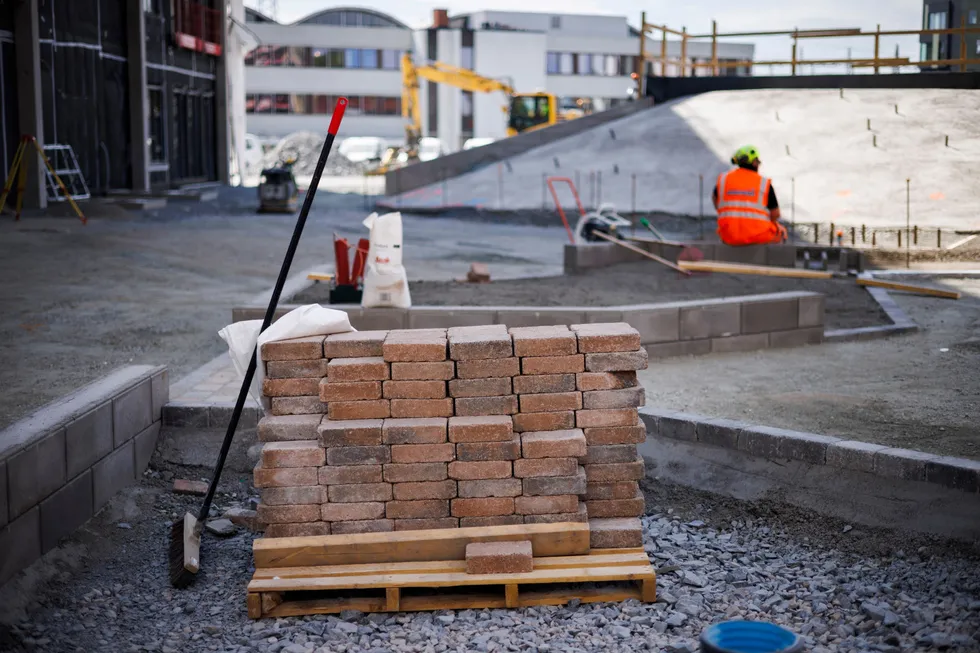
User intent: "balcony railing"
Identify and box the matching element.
[174,0,222,56]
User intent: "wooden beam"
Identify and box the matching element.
[590,230,691,275]
[253,522,591,568]
[678,260,834,279]
[856,278,960,300]
[307,272,335,282]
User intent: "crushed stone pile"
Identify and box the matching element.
[264,131,366,177]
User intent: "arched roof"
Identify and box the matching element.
[294,7,408,29]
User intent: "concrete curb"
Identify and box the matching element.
[638,406,980,495]
[637,406,980,540]
[0,365,168,586]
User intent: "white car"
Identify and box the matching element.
[339,137,387,163]
[418,137,447,162]
[243,133,264,178]
[463,137,495,150]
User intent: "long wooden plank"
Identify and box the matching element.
[678,259,834,279]
[248,564,655,593]
[592,230,691,275]
[264,596,386,618]
[519,585,644,607]
[623,234,687,248]
[253,522,590,569]
[856,277,960,299]
[251,551,650,581]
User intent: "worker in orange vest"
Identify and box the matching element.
[712,145,787,246]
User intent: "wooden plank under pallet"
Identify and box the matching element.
[246,549,656,618]
[253,522,590,569]
[856,277,960,299]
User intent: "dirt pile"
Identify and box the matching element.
[263,131,366,176]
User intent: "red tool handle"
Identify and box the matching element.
[351,238,370,283]
[334,236,351,286]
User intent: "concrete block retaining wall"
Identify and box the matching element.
[384,99,654,196]
[638,407,980,540]
[0,365,168,586]
[564,241,864,274]
[232,290,824,361]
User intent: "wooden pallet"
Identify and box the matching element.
[246,548,656,618]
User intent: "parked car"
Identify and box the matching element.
[339,136,388,163]
[463,137,495,150]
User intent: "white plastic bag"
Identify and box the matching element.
[217,304,354,411]
[361,211,411,309]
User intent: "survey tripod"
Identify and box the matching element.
[0,135,87,224]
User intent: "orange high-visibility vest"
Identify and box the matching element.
[715,167,779,246]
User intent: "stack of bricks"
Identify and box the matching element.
[254,323,648,548]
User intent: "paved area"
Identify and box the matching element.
[386,89,980,229]
[0,188,564,429]
[639,277,980,460]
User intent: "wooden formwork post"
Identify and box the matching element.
[791,30,798,76]
[873,24,881,74]
[638,11,647,86]
[660,29,668,76]
[711,20,719,76]
[680,27,688,77]
[961,16,968,72]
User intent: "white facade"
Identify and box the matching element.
[243,8,754,151]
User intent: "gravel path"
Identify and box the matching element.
[2,455,978,653]
[294,261,891,331]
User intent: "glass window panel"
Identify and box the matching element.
[245,94,255,113]
[361,48,379,68]
[255,94,273,113]
[546,52,560,74]
[382,97,398,115]
[605,55,617,76]
[382,49,398,69]
[328,49,344,67]
[363,96,379,114]
[560,53,573,74]
[312,49,326,67]
[344,48,359,68]
[461,46,473,69]
[592,54,604,75]
[347,96,361,111]
[579,54,591,74]
[274,94,290,113]
[244,49,255,65]
[312,95,328,114]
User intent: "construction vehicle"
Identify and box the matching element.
[367,54,565,175]
[257,154,299,213]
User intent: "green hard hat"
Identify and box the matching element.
[731,145,761,165]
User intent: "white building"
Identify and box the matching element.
[243,7,755,151]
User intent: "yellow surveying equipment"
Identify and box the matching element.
[0,135,87,224]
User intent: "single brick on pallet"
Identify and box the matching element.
[383,380,447,399]
[513,411,575,433]
[319,380,383,402]
[590,517,643,549]
[258,414,323,442]
[261,441,325,468]
[326,357,390,382]
[260,335,324,361]
[327,399,391,421]
[586,489,645,518]
[448,325,513,360]
[383,329,448,362]
[510,325,577,358]
[448,416,514,443]
[319,419,383,447]
[465,540,533,574]
[524,502,589,525]
[323,330,387,358]
[270,396,327,416]
[382,417,448,444]
[521,429,587,459]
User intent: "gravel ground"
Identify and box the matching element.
[639,276,980,460]
[294,260,891,331]
[0,190,564,429]
[1,450,978,653]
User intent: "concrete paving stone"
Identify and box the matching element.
[8,429,67,519]
[694,417,743,449]
[584,350,649,372]
[738,426,840,465]
[710,333,770,354]
[651,410,697,442]
[39,469,93,553]
[569,322,642,354]
[383,329,449,362]
[741,297,800,335]
[624,306,680,344]
[495,309,587,329]
[150,369,169,419]
[93,440,136,511]
[112,381,154,447]
[769,327,825,349]
[874,447,938,482]
[407,308,497,329]
[270,396,327,416]
[644,339,711,359]
[447,326,513,361]
[924,456,980,493]
[679,302,741,340]
[583,309,625,324]
[356,308,408,331]
[0,461,7,528]
[133,422,161,475]
[259,414,323,442]
[323,330,389,358]
[509,325,577,358]
[0,507,40,587]
[161,402,209,428]
[589,517,642,549]
[826,439,888,474]
[798,294,826,328]
[65,402,114,480]
[765,245,798,267]
[210,405,260,429]
[465,540,533,575]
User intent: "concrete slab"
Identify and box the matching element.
[769,327,824,348]
[93,441,136,511]
[0,507,40,586]
[7,429,67,519]
[628,307,679,344]
[151,369,170,419]
[741,297,799,334]
[134,422,161,474]
[679,302,740,340]
[710,333,769,354]
[0,460,7,528]
[39,469,93,553]
[112,380,154,447]
[65,402,113,480]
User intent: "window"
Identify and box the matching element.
[546,52,561,74]
[591,54,604,75]
[148,88,166,162]
[312,49,327,67]
[970,10,978,24]
[245,94,256,113]
[578,54,590,74]
[344,48,360,68]
[255,95,273,114]
[361,48,379,68]
[328,49,344,67]
[382,97,399,115]
[312,95,329,114]
[253,45,272,67]
[245,49,255,66]
[290,94,311,114]
[604,54,618,76]
[287,47,310,67]
[928,11,947,29]
[382,49,400,69]
[274,94,290,113]
[461,92,473,116]
[461,46,474,70]
[560,53,573,74]
[550,16,561,29]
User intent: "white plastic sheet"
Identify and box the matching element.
[361,211,411,309]
[218,304,354,411]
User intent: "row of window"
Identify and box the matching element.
[245,94,401,115]
[547,52,636,76]
[246,46,405,70]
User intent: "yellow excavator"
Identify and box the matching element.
[368,54,562,174]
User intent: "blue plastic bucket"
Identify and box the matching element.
[700,621,804,653]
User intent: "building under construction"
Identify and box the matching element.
[0,0,231,210]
